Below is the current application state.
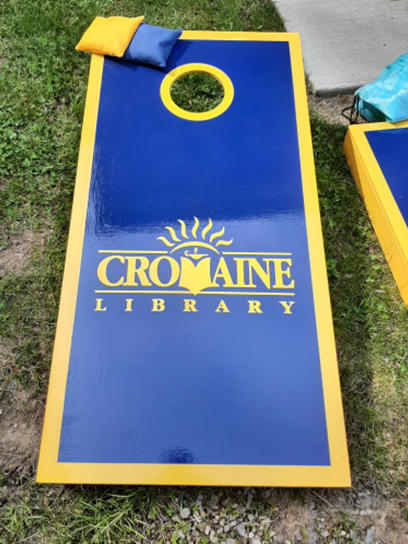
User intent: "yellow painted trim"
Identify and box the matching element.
[160,63,234,121]
[180,31,294,42]
[222,252,292,256]
[288,34,350,487]
[344,121,408,305]
[36,54,104,483]
[94,290,295,296]
[98,250,168,254]
[343,129,363,195]
[37,462,350,487]
[98,250,292,256]
[37,34,350,487]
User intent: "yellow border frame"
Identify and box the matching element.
[343,120,408,306]
[37,32,350,487]
[160,63,234,121]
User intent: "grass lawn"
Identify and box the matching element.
[0,0,407,542]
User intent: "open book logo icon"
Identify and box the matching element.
[157,217,233,295]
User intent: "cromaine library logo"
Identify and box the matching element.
[94,218,295,314]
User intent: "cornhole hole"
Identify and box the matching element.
[37,32,350,486]
[344,120,408,306]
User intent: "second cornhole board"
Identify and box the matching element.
[37,32,349,486]
[344,120,408,305]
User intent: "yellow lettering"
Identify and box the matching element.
[152,299,165,312]
[123,256,152,286]
[272,259,294,289]
[235,258,294,290]
[149,256,180,287]
[211,257,235,288]
[234,258,251,288]
[97,255,125,287]
[215,300,230,313]
[234,258,274,288]
[279,301,295,314]
[125,299,133,312]
[183,299,198,312]
[94,298,107,312]
[248,259,272,289]
[248,300,262,313]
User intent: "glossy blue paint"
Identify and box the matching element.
[366,128,408,224]
[58,40,330,466]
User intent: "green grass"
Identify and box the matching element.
[311,116,408,490]
[171,73,224,113]
[0,0,407,541]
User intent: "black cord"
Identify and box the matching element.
[341,95,361,124]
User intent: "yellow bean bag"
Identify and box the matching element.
[76,16,144,58]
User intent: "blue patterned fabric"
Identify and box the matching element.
[123,22,182,68]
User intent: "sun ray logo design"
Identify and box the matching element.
[157,218,233,295]
[96,218,295,299]
[157,217,233,253]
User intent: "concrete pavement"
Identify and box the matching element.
[274,0,408,95]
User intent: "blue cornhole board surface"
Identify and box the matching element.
[37,32,349,486]
[366,128,408,221]
[344,121,408,306]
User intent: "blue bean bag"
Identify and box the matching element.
[123,22,182,68]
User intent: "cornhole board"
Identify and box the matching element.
[344,120,408,306]
[37,32,350,486]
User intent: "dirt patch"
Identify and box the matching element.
[308,94,362,126]
[0,228,50,483]
[0,229,45,278]
[0,337,44,480]
[260,489,408,543]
